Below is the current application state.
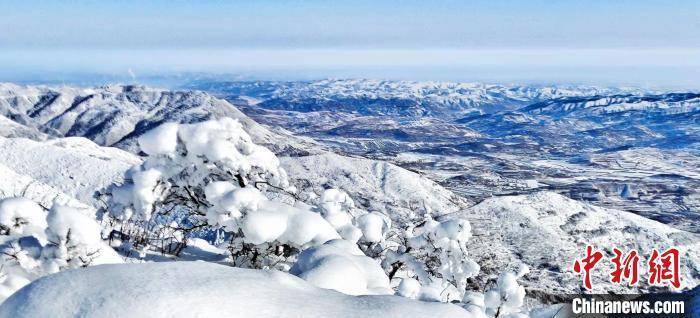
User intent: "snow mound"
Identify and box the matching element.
[0,136,140,206]
[0,262,472,318]
[462,191,700,294]
[291,239,392,295]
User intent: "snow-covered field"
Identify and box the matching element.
[0,81,697,317]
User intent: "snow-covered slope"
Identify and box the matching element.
[0,83,320,155]
[281,153,471,221]
[522,93,700,118]
[462,192,700,295]
[0,262,472,318]
[0,163,89,212]
[0,115,47,140]
[0,136,140,206]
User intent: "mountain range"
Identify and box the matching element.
[1,80,698,298]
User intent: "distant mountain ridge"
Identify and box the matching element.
[189,79,652,117]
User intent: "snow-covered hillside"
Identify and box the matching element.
[463,192,700,294]
[0,163,89,212]
[0,262,472,318]
[0,136,140,206]
[281,153,471,221]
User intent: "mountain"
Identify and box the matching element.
[1,81,698,300]
[0,83,320,156]
[188,79,700,233]
[521,92,700,118]
[189,79,647,118]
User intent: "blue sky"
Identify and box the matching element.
[1,0,699,87]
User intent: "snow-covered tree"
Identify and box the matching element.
[101,119,341,269]
[0,197,121,302]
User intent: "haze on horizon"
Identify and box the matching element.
[1,0,699,88]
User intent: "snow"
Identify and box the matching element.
[483,272,526,316]
[130,168,163,219]
[0,163,90,214]
[46,204,104,250]
[137,122,179,155]
[357,212,388,243]
[0,262,472,318]
[0,136,140,207]
[1,81,697,309]
[281,152,470,223]
[0,115,46,140]
[209,184,340,247]
[0,197,47,239]
[291,239,392,296]
[0,83,321,155]
[461,191,700,294]
[400,216,480,300]
[0,198,122,303]
[397,277,421,299]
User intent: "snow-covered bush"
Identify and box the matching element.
[372,215,481,302]
[313,189,483,302]
[317,189,391,245]
[0,197,121,302]
[102,119,340,269]
[460,269,528,318]
[290,239,392,295]
[483,271,527,317]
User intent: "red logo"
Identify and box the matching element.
[573,246,682,290]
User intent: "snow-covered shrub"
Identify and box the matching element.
[317,189,391,245]
[397,277,422,299]
[312,189,482,302]
[290,239,392,295]
[379,215,480,302]
[483,271,527,317]
[0,198,46,240]
[0,197,121,302]
[101,119,340,269]
[41,204,123,272]
[460,268,528,318]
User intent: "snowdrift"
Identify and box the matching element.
[0,262,472,318]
